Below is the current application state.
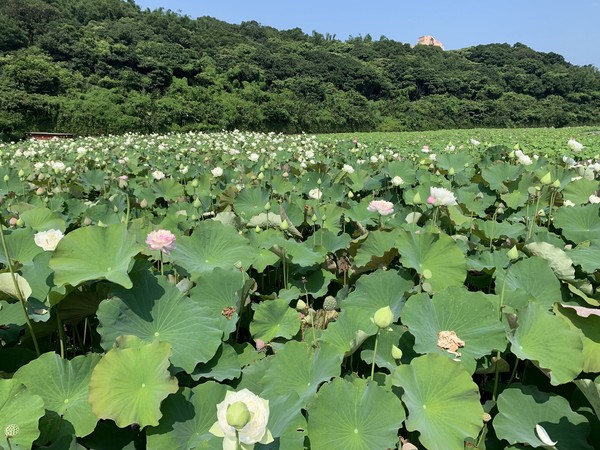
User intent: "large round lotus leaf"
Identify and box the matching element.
[171,220,255,275]
[385,160,418,185]
[555,304,600,373]
[0,227,43,267]
[191,343,241,382]
[234,187,270,220]
[359,324,408,372]
[457,183,497,217]
[474,219,526,242]
[0,379,45,449]
[188,268,246,337]
[397,231,466,293]
[353,229,401,268]
[13,352,101,437]
[97,269,222,374]
[290,269,335,297]
[402,288,507,373]
[151,178,184,200]
[493,384,592,450]
[481,161,523,191]
[19,207,66,232]
[509,302,583,385]
[279,239,324,268]
[319,308,371,356]
[524,241,575,281]
[262,341,342,405]
[49,224,142,289]
[88,338,179,428]
[310,229,351,255]
[342,269,413,335]
[567,239,600,274]
[494,257,562,310]
[250,299,301,342]
[392,353,483,450]
[553,204,600,243]
[562,178,599,205]
[307,377,405,450]
[436,152,472,175]
[146,382,228,450]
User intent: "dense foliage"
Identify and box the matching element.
[1,0,600,139]
[0,129,600,449]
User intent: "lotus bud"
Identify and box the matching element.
[280,220,289,231]
[317,178,322,185]
[18,169,25,178]
[83,217,92,226]
[191,214,198,221]
[258,172,265,180]
[255,226,261,233]
[392,345,403,360]
[16,218,24,227]
[448,167,455,176]
[193,198,201,208]
[311,214,318,223]
[552,179,561,188]
[296,299,307,310]
[140,198,148,208]
[373,306,394,329]
[508,151,515,158]
[507,245,519,260]
[3,175,9,182]
[413,192,422,204]
[347,191,354,198]
[264,201,271,211]
[191,179,199,188]
[226,401,251,429]
[540,172,552,185]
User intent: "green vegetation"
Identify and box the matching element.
[1,0,600,140]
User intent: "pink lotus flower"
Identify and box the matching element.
[146,229,176,254]
[427,187,457,206]
[367,200,394,216]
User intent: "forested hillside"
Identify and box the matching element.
[1,0,600,139]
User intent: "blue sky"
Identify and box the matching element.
[135,0,600,69]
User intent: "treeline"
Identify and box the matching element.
[1,0,600,139]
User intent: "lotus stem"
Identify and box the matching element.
[0,220,40,356]
[370,330,380,380]
[56,306,66,358]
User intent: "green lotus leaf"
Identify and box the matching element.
[0,379,45,449]
[279,239,324,268]
[234,187,270,219]
[353,229,401,268]
[250,299,301,342]
[247,229,281,272]
[392,353,483,450]
[311,229,351,255]
[481,161,523,191]
[494,256,562,310]
[342,269,413,335]
[79,169,106,191]
[474,219,526,242]
[247,212,283,228]
[191,343,241,382]
[574,376,600,420]
[359,324,408,372]
[88,338,179,428]
[562,178,599,205]
[49,224,142,289]
[501,189,529,209]
[0,227,44,267]
[553,204,600,243]
[457,183,497,216]
[290,269,335,297]
[19,251,56,305]
[262,341,342,405]
[524,241,575,281]
[188,267,246,337]
[385,160,418,185]
[0,272,32,301]
[319,308,371,356]
[397,231,466,293]
[402,288,506,373]
[509,302,583,385]
[567,239,600,274]
[307,377,405,450]
[493,384,592,449]
[555,304,600,373]
[436,152,472,174]
[19,207,66,232]
[171,220,255,276]
[14,352,101,437]
[98,268,222,373]
[146,382,229,450]
[151,178,185,200]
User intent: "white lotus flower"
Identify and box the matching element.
[470,139,480,146]
[342,164,355,174]
[535,424,557,447]
[211,167,224,177]
[427,187,457,206]
[34,229,64,251]
[589,194,600,204]
[249,153,260,162]
[308,188,322,200]
[210,389,273,450]
[367,200,394,216]
[152,170,165,180]
[567,138,584,152]
[391,176,405,186]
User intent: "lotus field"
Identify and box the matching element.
[2,127,600,450]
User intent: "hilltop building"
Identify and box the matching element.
[416,35,445,50]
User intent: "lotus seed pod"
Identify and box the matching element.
[323,296,338,311]
[392,345,403,360]
[373,306,394,329]
[226,401,251,429]
[4,423,19,437]
[507,245,519,261]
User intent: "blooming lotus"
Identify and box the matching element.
[427,187,457,206]
[146,229,176,254]
[211,167,224,177]
[308,188,322,200]
[210,389,273,450]
[342,164,355,174]
[567,139,584,152]
[367,200,394,216]
[34,229,64,251]
[470,139,480,146]
[152,170,165,180]
[391,176,404,186]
